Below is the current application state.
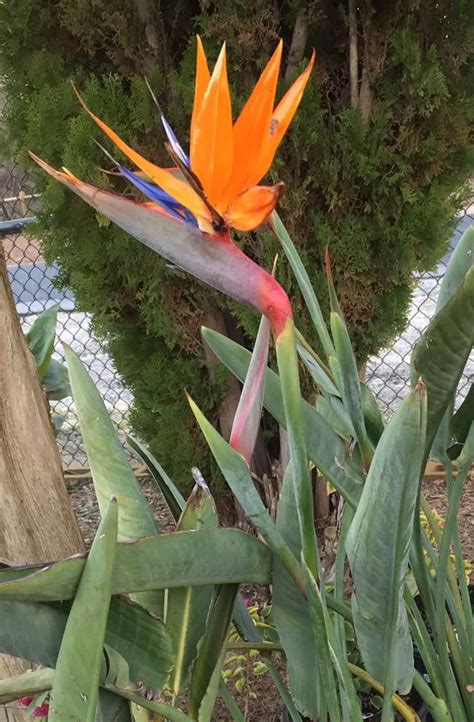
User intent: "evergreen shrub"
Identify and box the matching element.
[1,0,472,488]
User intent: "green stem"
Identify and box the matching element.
[108,687,194,722]
[263,656,302,722]
[432,472,466,681]
[326,593,353,622]
[445,616,473,718]
[302,563,342,722]
[271,212,335,359]
[347,664,418,722]
[334,505,354,651]
[219,681,245,722]
[420,523,469,654]
[412,672,455,722]
[421,494,465,627]
[404,588,445,699]
[444,461,474,657]
[411,525,467,719]
[227,642,282,652]
[275,317,319,580]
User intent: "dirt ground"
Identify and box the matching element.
[66,470,473,722]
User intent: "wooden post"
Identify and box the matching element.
[0,247,84,720]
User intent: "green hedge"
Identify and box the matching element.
[1,0,473,489]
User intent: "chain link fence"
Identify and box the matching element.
[366,204,474,412]
[1,160,473,468]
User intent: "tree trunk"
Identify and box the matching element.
[0,247,84,720]
[285,7,309,82]
[348,0,359,106]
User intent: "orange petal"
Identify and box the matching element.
[251,51,315,185]
[221,40,283,207]
[191,43,234,208]
[224,183,284,231]
[73,86,211,223]
[190,36,211,167]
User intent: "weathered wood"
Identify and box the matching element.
[0,247,84,720]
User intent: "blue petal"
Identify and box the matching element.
[144,77,190,168]
[161,114,190,168]
[119,166,197,227]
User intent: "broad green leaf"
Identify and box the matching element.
[297,338,341,397]
[64,344,163,616]
[96,690,132,722]
[189,584,238,721]
[187,395,303,587]
[0,600,69,668]
[105,598,173,691]
[431,227,474,459]
[272,466,320,718]
[126,434,184,521]
[26,303,59,379]
[324,249,344,317]
[411,266,474,456]
[361,382,385,446]
[274,313,319,585]
[50,499,118,722]
[64,346,157,540]
[0,599,172,692]
[331,312,373,466]
[0,529,271,601]
[125,439,261,676]
[228,314,270,463]
[201,327,364,507]
[315,395,354,442]
[167,485,217,695]
[346,384,427,698]
[0,668,54,704]
[271,212,334,358]
[437,226,474,311]
[448,384,474,459]
[102,645,132,689]
[42,358,71,400]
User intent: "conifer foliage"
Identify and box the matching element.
[1,0,472,488]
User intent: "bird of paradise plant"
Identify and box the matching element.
[28,37,474,722]
[31,37,319,581]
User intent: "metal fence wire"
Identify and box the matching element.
[1,160,473,469]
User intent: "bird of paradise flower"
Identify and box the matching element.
[32,42,321,677]
[31,38,314,336]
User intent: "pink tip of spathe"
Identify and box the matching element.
[257,270,292,338]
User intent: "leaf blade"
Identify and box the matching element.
[0,529,272,602]
[50,499,118,722]
[26,303,59,379]
[126,435,184,521]
[411,266,474,455]
[64,344,163,616]
[166,485,218,695]
[346,384,427,696]
[201,327,364,506]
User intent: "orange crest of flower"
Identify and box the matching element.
[75,38,315,232]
